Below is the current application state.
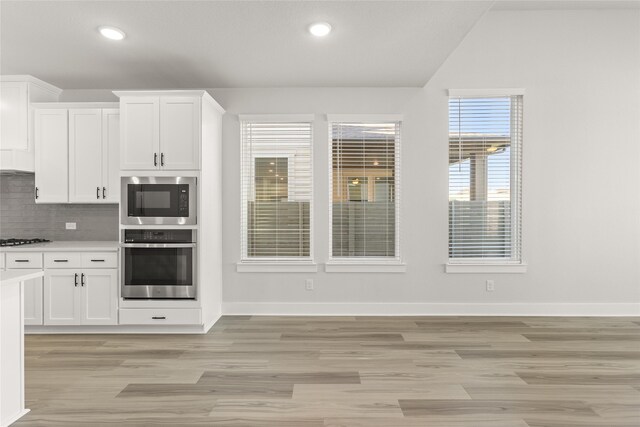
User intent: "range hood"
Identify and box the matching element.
[0,75,62,173]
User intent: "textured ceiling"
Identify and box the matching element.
[0,1,493,89]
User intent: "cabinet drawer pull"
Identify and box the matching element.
[15,259,30,263]
[90,259,105,262]
[54,259,68,262]
[151,316,166,320]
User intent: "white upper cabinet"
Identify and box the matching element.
[0,76,61,172]
[34,109,69,203]
[160,96,200,170]
[115,91,218,171]
[69,109,103,202]
[1,82,29,151]
[119,96,160,170]
[34,104,119,204]
[102,109,120,203]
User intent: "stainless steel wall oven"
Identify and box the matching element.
[121,229,196,299]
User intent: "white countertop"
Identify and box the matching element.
[0,269,44,285]
[0,241,119,252]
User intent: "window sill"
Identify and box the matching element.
[445,263,527,274]
[325,262,407,273]
[236,262,318,273]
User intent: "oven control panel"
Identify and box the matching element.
[124,229,195,244]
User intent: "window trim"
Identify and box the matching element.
[446,90,525,271]
[325,260,407,273]
[239,116,314,265]
[445,263,527,274]
[236,261,318,273]
[327,115,403,264]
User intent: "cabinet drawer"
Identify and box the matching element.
[44,253,82,269]
[82,252,118,268]
[7,253,43,269]
[119,308,201,325]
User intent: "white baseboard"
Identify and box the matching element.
[2,408,29,426]
[203,312,222,332]
[25,324,210,334]
[222,302,640,317]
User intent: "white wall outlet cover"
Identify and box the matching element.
[305,279,314,290]
[65,222,77,230]
[486,280,495,292]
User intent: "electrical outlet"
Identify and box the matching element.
[305,279,314,291]
[486,280,495,292]
[65,222,77,230]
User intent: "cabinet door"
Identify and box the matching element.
[34,109,68,203]
[23,276,44,325]
[160,97,200,170]
[43,270,80,325]
[120,97,159,170]
[102,109,120,203]
[69,109,103,203]
[0,81,28,150]
[81,269,117,325]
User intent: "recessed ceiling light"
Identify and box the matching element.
[99,26,126,41]
[309,22,332,37]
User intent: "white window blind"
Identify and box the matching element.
[448,95,523,262]
[330,121,401,260]
[241,121,312,260]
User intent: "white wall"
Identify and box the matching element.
[61,9,640,315]
[216,9,640,315]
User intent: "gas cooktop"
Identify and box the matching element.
[0,238,51,247]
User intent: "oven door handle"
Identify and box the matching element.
[121,243,196,248]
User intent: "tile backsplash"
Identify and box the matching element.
[0,174,119,241]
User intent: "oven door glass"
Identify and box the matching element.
[124,247,193,287]
[127,184,188,217]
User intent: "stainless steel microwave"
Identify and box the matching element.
[121,177,196,225]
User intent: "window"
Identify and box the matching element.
[329,118,401,262]
[448,93,523,266]
[240,118,312,261]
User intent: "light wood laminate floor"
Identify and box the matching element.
[14,316,640,426]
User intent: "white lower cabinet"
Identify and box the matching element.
[119,308,201,325]
[81,269,118,325]
[44,259,118,326]
[44,269,79,325]
[23,277,44,325]
[6,253,44,325]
